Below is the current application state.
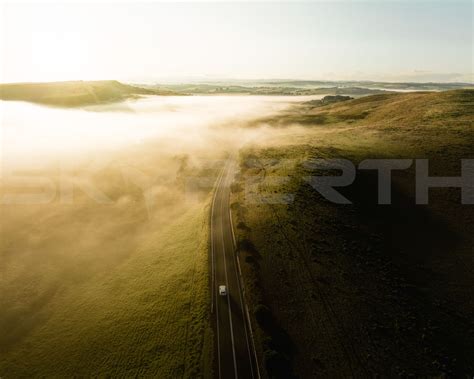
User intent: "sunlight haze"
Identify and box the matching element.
[1,1,472,83]
[1,2,474,377]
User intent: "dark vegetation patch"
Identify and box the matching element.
[304,95,353,107]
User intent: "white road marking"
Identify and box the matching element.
[211,166,226,379]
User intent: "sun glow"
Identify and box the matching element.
[1,2,471,83]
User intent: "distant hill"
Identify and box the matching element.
[145,83,392,96]
[259,80,474,91]
[147,79,474,94]
[0,80,177,107]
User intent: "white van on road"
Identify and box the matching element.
[219,285,227,296]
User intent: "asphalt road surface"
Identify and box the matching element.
[211,159,259,379]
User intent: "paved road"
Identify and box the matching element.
[211,159,259,379]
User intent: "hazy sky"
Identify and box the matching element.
[0,1,472,83]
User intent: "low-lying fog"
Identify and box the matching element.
[0,95,317,320]
[0,93,318,371]
[0,95,322,168]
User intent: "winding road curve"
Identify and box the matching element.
[210,158,260,379]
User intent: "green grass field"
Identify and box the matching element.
[0,148,214,377]
[1,202,212,377]
[4,203,213,377]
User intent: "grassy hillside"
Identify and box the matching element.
[0,150,214,377]
[256,89,473,129]
[0,80,176,107]
[231,90,474,377]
